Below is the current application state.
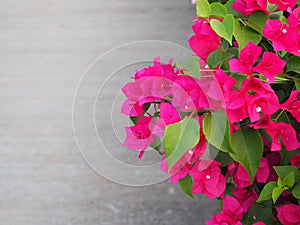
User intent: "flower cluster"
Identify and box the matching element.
[121,0,300,224]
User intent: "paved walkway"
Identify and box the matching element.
[0,1,218,224]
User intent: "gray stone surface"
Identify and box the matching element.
[0,0,219,224]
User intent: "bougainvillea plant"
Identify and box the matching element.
[121,0,300,224]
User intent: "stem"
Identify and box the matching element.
[274,109,285,122]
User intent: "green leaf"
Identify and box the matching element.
[292,182,300,199]
[210,14,234,45]
[257,182,278,202]
[246,201,274,224]
[295,79,300,90]
[130,116,138,125]
[269,11,283,20]
[224,0,247,18]
[178,56,201,78]
[277,177,284,188]
[287,56,300,73]
[178,175,194,198]
[203,110,233,153]
[233,19,262,52]
[210,2,227,17]
[230,127,263,182]
[272,187,284,203]
[280,148,300,165]
[197,0,211,18]
[267,2,278,13]
[207,49,234,69]
[274,165,300,183]
[164,118,200,171]
[283,171,295,188]
[246,11,268,34]
[215,151,234,167]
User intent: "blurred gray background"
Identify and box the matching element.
[0,0,218,224]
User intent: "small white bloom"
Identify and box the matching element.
[256,106,262,112]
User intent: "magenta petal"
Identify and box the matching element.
[160,102,180,125]
[121,99,144,116]
[252,52,286,83]
[229,42,262,75]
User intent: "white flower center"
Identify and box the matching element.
[204,64,209,69]
[206,175,211,179]
[256,106,262,112]
[188,149,193,155]
[282,29,287,34]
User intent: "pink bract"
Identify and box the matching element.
[134,57,178,81]
[207,196,243,225]
[159,102,181,125]
[190,160,226,199]
[241,76,280,122]
[282,90,300,122]
[231,0,269,16]
[269,0,297,11]
[172,75,209,111]
[290,153,300,168]
[250,116,300,151]
[252,52,286,83]
[263,20,298,52]
[276,204,300,225]
[188,19,221,61]
[124,116,156,154]
[121,99,144,116]
[232,188,258,213]
[229,41,262,75]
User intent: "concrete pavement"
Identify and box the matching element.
[0,1,219,224]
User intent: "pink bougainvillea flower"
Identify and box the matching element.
[121,99,144,116]
[160,128,207,184]
[276,204,300,225]
[172,75,209,111]
[229,158,268,188]
[229,42,262,75]
[250,116,300,151]
[233,163,251,188]
[211,69,243,107]
[188,19,221,61]
[263,20,298,52]
[267,121,300,151]
[138,76,173,102]
[290,153,300,168]
[207,196,243,225]
[122,78,163,106]
[269,0,296,11]
[252,52,286,83]
[252,223,266,225]
[240,76,280,122]
[222,196,244,221]
[184,129,207,164]
[160,157,193,184]
[124,116,157,157]
[210,70,247,123]
[206,213,243,225]
[190,160,226,199]
[288,7,300,29]
[282,90,300,122]
[159,102,180,125]
[256,157,269,183]
[122,81,143,102]
[231,0,268,16]
[232,188,258,213]
[134,57,178,81]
